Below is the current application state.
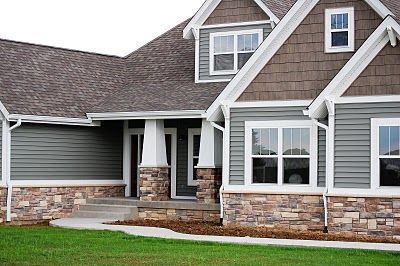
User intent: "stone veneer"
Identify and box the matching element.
[0,188,6,223]
[0,186,124,223]
[328,197,400,239]
[196,168,222,204]
[223,193,325,231]
[138,208,220,222]
[140,167,170,201]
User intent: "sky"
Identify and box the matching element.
[0,0,205,56]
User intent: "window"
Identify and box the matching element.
[245,121,317,187]
[371,119,400,188]
[325,7,354,53]
[210,29,263,75]
[188,129,201,186]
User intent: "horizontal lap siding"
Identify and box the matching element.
[11,122,123,180]
[199,24,272,81]
[318,122,327,187]
[230,106,326,185]
[334,102,400,188]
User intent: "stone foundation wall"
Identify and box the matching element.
[223,193,325,230]
[328,197,400,239]
[140,167,170,201]
[196,168,222,204]
[138,207,220,222]
[1,186,124,223]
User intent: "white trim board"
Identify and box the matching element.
[187,128,201,186]
[335,95,400,104]
[200,20,272,30]
[230,100,312,108]
[183,0,279,39]
[87,110,205,121]
[308,16,400,119]
[7,114,99,127]
[205,0,397,122]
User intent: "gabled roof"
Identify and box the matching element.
[183,0,296,39]
[205,0,398,121]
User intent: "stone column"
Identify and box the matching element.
[140,167,170,202]
[196,168,222,203]
[139,120,170,202]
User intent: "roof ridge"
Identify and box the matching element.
[0,37,123,59]
[123,18,191,59]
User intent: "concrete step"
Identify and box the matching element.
[72,210,134,220]
[79,204,138,214]
[87,198,140,206]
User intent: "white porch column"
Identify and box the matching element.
[197,119,223,168]
[140,119,168,167]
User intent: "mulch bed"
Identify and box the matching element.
[111,219,400,244]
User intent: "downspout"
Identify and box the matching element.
[311,118,329,233]
[211,121,225,224]
[6,119,22,222]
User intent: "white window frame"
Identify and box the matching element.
[209,29,263,76]
[244,120,318,190]
[325,7,355,53]
[188,128,201,186]
[371,118,400,191]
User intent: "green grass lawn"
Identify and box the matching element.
[0,226,399,266]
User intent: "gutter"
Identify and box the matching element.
[311,119,329,233]
[210,121,225,224]
[5,119,22,222]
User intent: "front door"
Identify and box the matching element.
[130,131,175,198]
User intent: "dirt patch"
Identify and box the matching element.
[111,219,400,244]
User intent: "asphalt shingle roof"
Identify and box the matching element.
[261,0,297,19]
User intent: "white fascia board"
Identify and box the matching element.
[206,0,320,122]
[200,20,272,30]
[230,100,312,108]
[308,16,400,118]
[183,0,280,39]
[87,110,205,121]
[183,0,221,39]
[7,114,99,127]
[364,0,394,18]
[335,95,400,104]
[0,100,9,119]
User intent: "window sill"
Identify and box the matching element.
[209,70,238,76]
[324,46,355,53]
[224,184,324,194]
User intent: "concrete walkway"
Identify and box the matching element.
[50,218,400,252]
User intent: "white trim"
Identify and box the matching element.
[364,0,394,18]
[123,121,131,196]
[87,110,205,121]
[188,128,201,186]
[10,180,126,188]
[194,28,201,83]
[221,103,230,187]
[224,185,325,194]
[206,0,320,121]
[335,95,400,104]
[200,20,272,30]
[1,118,7,187]
[244,120,318,190]
[230,100,312,108]
[209,29,263,76]
[183,0,280,39]
[308,16,400,118]
[371,118,400,191]
[324,7,355,53]
[0,100,9,119]
[196,78,232,83]
[7,114,99,127]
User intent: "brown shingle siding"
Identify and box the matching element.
[344,44,400,96]
[204,0,269,25]
[238,0,382,102]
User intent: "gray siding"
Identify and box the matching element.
[11,121,123,180]
[335,102,400,188]
[229,106,325,185]
[165,119,202,197]
[199,23,272,81]
[318,121,327,187]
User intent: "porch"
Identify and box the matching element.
[121,117,223,205]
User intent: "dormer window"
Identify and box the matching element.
[325,7,355,53]
[210,29,263,75]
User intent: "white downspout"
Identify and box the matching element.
[6,119,22,222]
[211,121,225,223]
[312,118,329,233]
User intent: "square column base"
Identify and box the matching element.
[140,167,170,201]
[196,168,222,204]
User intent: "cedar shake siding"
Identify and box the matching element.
[204,0,269,25]
[344,44,400,96]
[238,0,382,102]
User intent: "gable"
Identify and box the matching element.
[238,0,382,102]
[204,0,270,25]
[344,43,400,96]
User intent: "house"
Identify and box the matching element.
[0,0,400,238]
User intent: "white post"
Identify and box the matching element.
[122,121,131,196]
[197,119,223,168]
[140,119,168,167]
